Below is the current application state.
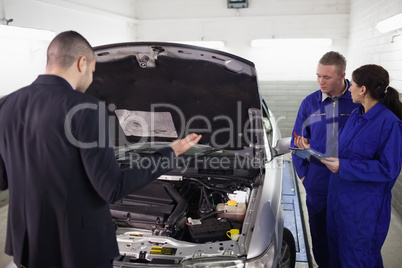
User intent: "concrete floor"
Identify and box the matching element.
[0,193,401,267]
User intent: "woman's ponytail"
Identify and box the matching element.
[383,86,402,120]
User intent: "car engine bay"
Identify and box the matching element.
[110,176,252,244]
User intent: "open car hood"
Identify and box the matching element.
[86,42,262,151]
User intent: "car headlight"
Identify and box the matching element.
[181,257,245,268]
[244,242,275,268]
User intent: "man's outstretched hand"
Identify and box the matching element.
[170,133,202,156]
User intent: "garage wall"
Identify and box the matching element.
[259,81,317,138]
[347,0,402,217]
[0,0,138,95]
[134,0,351,81]
[1,0,137,46]
[348,0,402,91]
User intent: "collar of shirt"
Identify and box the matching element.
[42,74,76,90]
[321,80,348,102]
[358,102,385,120]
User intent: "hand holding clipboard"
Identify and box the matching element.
[291,131,334,162]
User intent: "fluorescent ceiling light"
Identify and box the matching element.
[178,41,225,49]
[0,25,55,41]
[251,38,332,48]
[376,13,402,33]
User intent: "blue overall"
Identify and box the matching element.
[292,80,359,267]
[327,103,402,268]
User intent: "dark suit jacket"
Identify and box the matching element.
[0,75,176,267]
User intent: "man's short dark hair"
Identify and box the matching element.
[47,31,94,69]
[319,51,347,75]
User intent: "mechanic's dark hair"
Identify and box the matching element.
[352,64,402,120]
[319,51,347,75]
[47,31,94,69]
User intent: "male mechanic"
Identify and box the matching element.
[292,51,359,267]
[0,31,201,268]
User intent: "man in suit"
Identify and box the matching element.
[0,31,201,268]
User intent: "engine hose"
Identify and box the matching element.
[163,182,188,227]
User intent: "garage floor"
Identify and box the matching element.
[0,188,401,267]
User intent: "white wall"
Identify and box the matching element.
[2,0,137,45]
[348,0,402,92]
[2,0,400,89]
[0,0,352,93]
[0,26,54,95]
[0,0,137,95]
[134,0,351,81]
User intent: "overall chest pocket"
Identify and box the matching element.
[350,138,379,159]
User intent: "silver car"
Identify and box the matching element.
[85,42,296,268]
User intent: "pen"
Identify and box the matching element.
[293,130,298,139]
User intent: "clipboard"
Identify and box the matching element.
[290,147,327,161]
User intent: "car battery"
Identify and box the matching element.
[187,218,231,243]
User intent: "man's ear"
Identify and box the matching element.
[77,56,87,73]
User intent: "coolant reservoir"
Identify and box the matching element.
[216,200,246,222]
